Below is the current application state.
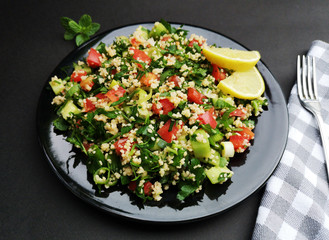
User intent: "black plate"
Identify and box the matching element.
[37,23,288,223]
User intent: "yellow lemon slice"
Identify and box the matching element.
[218,67,265,99]
[202,47,261,71]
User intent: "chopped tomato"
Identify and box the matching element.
[80,76,94,92]
[187,88,207,104]
[157,120,182,143]
[229,135,248,151]
[114,137,134,157]
[198,107,217,129]
[105,86,126,102]
[83,142,93,151]
[161,36,172,41]
[188,39,202,47]
[86,48,102,68]
[71,70,87,82]
[168,75,181,87]
[83,98,96,112]
[212,64,226,81]
[128,181,137,191]
[143,181,153,196]
[129,47,152,65]
[230,127,254,151]
[95,93,107,100]
[130,37,140,47]
[152,99,175,115]
[75,119,82,128]
[111,69,117,75]
[229,108,247,119]
[237,127,254,140]
[140,72,158,87]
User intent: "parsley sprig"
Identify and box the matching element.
[60,14,100,46]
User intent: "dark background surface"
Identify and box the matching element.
[1,1,329,239]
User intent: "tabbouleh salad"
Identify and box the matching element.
[49,20,268,202]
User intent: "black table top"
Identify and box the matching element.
[1,1,329,239]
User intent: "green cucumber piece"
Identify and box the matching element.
[73,62,92,74]
[207,150,221,166]
[116,36,130,45]
[108,80,119,89]
[149,22,168,39]
[144,46,162,59]
[61,100,81,119]
[123,106,132,116]
[191,129,211,159]
[136,88,152,105]
[210,132,224,143]
[205,166,233,184]
[137,107,152,119]
[49,77,65,95]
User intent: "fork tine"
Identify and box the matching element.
[307,56,315,99]
[297,55,303,99]
[302,55,310,99]
[312,57,318,99]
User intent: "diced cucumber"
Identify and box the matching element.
[221,141,235,158]
[191,129,211,159]
[205,166,233,184]
[149,22,168,39]
[61,100,81,120]
[136,26,149,40]
[211,96,219,105]
[116,36,130,45]
[49,77,65,95]
[73,62,92,74]
[108,80,119,89]
[138,107,152,119]
[207,150,221,166]
[123,106,132,116]
[177,134,187,142]
[136,88,152,105]
[144,46,162,59]
[210,132,224,143]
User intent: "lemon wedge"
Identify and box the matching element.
[218,67,265,99]
[202,47,261,71]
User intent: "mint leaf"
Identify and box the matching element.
[84,23,100,36]
[60,17,73,31]
[60,14,100,46]
[68,20,81,33]
[79,14,92,27]
[76,33,89,46]
[64,30,75,40]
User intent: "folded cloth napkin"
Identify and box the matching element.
[252,40,329,240]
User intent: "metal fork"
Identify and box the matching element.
[297,55,329,178]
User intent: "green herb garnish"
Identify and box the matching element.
[60,14,100,46]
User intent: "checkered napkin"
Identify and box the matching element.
[252,40,329,240]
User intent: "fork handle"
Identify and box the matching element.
[314,113,329,177]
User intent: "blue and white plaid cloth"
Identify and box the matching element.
[253,40,329,240]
